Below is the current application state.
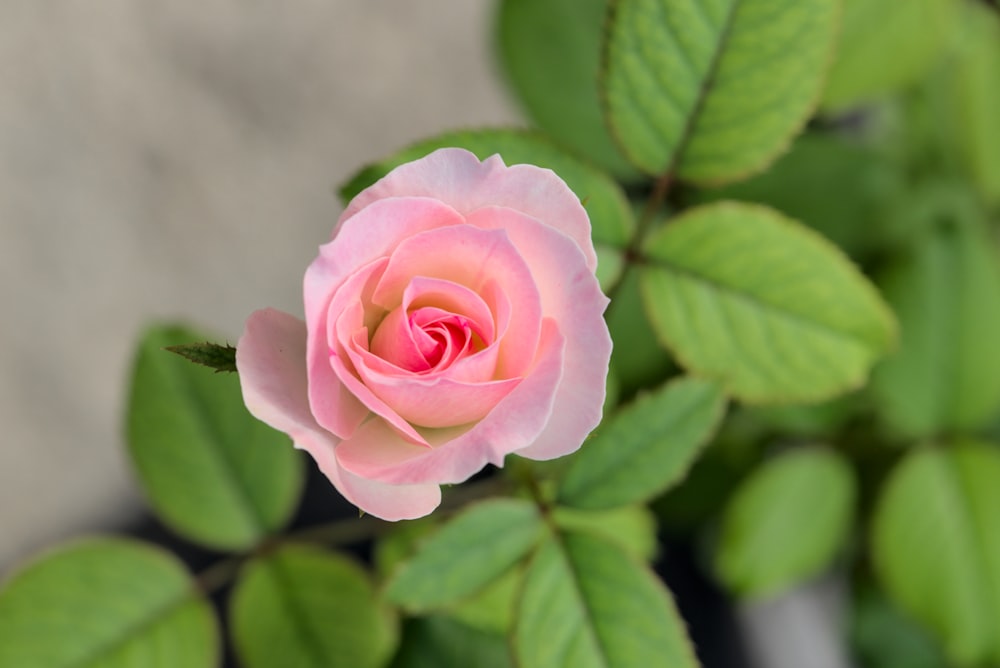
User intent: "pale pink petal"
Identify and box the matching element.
[236,309,438,520]
[467,209,612,460]
[303,434,441,521]
[306,259,388,440]
[352,351,523,426]
[335,321,565,485]
[340,148,597,271]
[236,308,326,445]
[304,196,465,327]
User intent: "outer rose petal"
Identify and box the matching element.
[236,308,440,520]
[340,148,598,272]
[466,206,612,459]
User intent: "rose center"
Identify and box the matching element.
[370,304,487,373]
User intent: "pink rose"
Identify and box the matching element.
[236,148,612,520]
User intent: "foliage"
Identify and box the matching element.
[4,1,1000,666]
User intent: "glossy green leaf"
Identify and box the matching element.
[640,202,896,404]
[391,616,513,668]
[822,0,957,111]
[872,443,1000,666]
[950,3,1000,207]
[339,128,633,292]
[552,505,660,562]
[126,324,304,551]
[558,376,726,509]
[872,196,1000,437]
[0,538,218,668]
[515,530,697,668]
[230,543,397,668]
[603,0,838,182]
[716,447,855,598]
[385,499,543,611]
[496,0,638,180]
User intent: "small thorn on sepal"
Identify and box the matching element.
[165,342,238,374]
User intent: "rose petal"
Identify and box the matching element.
[304,196,465,328]
[306,259,388,440]
[467,208,612,460]
[304,435,442,521]
[335,320,565,485]
[340,148,597,271]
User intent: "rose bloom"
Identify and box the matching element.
[236,148,612,520]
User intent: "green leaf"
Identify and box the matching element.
[551,505,660,561]
[391,616,513,668]
[230,543,397,668]
[385,499,543,612]
[949,3,1000,207]
[640,202,896,404]
[821,0,957,112]
[558,376,726,510]
[165,341,237,373]
[603,0,839,182]
[514,530,698,668]
[339,128,633,292]
[0,538,218,668]
[871,443,1000,666]
[126,324,304,551]
[496,0,639,180]
[716,447,856,598]
[690,132,904,258]
[872,194,1000,437]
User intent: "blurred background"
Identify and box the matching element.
[0,0,517,569]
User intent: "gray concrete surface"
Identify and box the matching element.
[0,0,517,569]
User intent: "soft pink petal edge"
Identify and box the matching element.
[339,147,598,271]
[235,308,441,520]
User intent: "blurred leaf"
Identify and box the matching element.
[515,530,698,668]
[552,505,660,561]
[390,615,512,668]
[821,0,957,112]
[640,202,897,404]
[850,586,948,668]
[745,392,860,439]
[126,324,304,551]
[0,538,217,668]
[603,0,838,182]
[339,128,633,292]
[495,0,638,180]
[716,447,856,598]
[949,3,1000,207]
[606,267,675,397]
[385,499,542,612]
[230,543,397,668]
[690,133,903,258]
[558,376,726,510]
[872,193,1000,437]
[871,443,1000,666]
[447,567,522,635]
[165,341,237,373]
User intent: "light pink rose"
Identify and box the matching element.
[236,148,612,520]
